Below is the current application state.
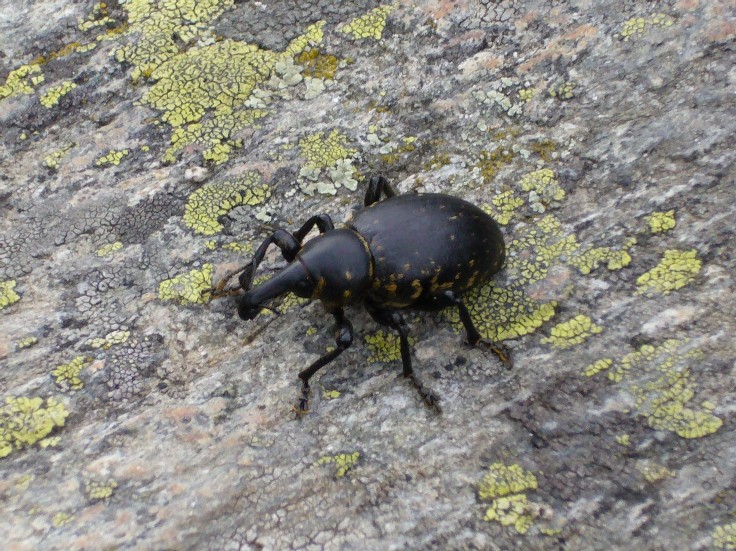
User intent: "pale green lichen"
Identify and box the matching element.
[95,149,129,166]
[158,264,213,304]
[542,315,603,349]
[87,330,130,350]
[340,5,395,40]
[519,88,535,102]
[618,13,675,41]
[39,81,77,108]
[316,452,360,477]
[479,463,538,534]
[0,397,69,459]
[474,89,523,117]
[96,241,123,256]
[713,523,736,550]
[0,280,21,309]
[52,356,92,391]
[183,172,270,236]
[365,330,414,363]
[615,434,630,446]
[591,340,722,439]
[86,479,118,501]
[635,249,701,295]
[43,143,76,170]
[0,64,44,100]
[646,210,676,233]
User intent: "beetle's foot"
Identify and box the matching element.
[406,374,442,413]
[294,385,311,416]
[470,338,513,370]
[206,287,242,300]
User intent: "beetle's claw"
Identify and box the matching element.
[294,385,311,416]
[471,338,513,370]
[406,374,443,413]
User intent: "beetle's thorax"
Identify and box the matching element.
[298,228,373,311]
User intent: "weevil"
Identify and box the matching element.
[210,176,511,413]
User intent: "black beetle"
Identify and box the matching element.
[211,176,510,412]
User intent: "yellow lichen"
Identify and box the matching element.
[646,210,676,234]
[95,149,129,167]
[299,130,356,170]
[0,397,69,459]
[476,148,515,184]
[582,358,613,377]
[87,330,130,350]
[365,330,414,363]
[16,336,39,350]
[96,241,124,256]
[294,48,339,80]
[340,5,395,40]
[114,0,324,163]
[569,238,636,275]
[158,264,213,304]
[619,13,675,41]
[713,523,736,550]
[519,88,535,102]
[616,434,630,446]
[486,191,524,225]
[479,463,538,534]
[593,340,722,439]
[541,315,603,349]
[638,461,673,483]
[52,512,74,527]
[183,172,270,236]
[222,242,253,254]
[43,143,76,170]
[52,356,92,391]
[86,479,118,501]
[519,168,565,203]
[316,452,360,477]
[0,280,20,309]
[635,249,701,295]
[0,64,44,100]
[39,81,77,108]
[548,81,575,100]
[323,389,341,400]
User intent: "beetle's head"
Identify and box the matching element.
[297,229,373,311]
[237,260,312,320]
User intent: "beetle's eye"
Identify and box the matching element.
[292,278,314,298]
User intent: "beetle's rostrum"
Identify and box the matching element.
[210,175,511,413]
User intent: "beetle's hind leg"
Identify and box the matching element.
[364,175,396,206]
[366,304,442,413]
[443,291,513,369]
[295,308,353,415]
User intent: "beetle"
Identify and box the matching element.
[210,175,511,413]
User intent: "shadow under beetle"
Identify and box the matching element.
[210,176,511,413]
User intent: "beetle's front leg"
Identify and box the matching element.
[295,308,353,414]
[364,175,396,206]
[366,304,442,413]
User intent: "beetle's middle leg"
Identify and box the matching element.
[296,308,353,414]
[365,304,442,412]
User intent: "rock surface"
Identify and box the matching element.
[1,1,735,549]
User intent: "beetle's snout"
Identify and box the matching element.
[238,301,261,321]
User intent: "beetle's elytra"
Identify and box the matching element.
[210,176,511,413]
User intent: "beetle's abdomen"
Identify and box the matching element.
[351,193,505,308]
